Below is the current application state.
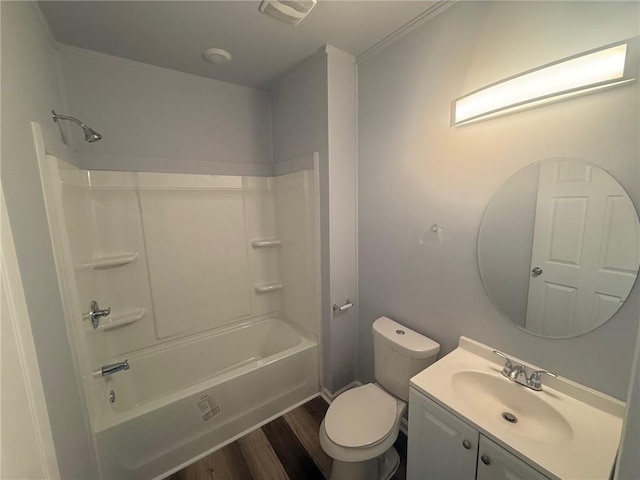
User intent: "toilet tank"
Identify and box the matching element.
[373,316,440,401]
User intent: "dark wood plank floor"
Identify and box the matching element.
[166,396,408,480]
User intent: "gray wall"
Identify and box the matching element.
[357,1,640,400]
[0,2,98,477]
[57,45,273,176]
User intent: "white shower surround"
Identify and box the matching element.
[37,146,321,479]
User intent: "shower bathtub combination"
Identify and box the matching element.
[95,317,318,479]
[36,129,321,479]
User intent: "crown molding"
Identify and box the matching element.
[356,0,457,64]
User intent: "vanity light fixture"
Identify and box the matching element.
[452,37,638,126]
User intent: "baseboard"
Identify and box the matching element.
[400,417,408,436]
[320,380,363,404]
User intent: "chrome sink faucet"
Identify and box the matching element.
[493,351,557,391]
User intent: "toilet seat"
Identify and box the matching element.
[324,384,397,448]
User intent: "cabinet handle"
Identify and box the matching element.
[481,455,491,465]
[462,440,471,450]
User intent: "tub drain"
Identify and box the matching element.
[502,412,518,423]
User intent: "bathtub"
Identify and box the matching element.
[94,317,319,480]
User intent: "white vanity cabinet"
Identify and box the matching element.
[407,388,478,480]
[408,388,550,480]
[477,436,549,480]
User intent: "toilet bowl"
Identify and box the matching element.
[319,316,440,480]
[320,384,405,480]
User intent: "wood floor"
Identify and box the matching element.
[166,396,408,480]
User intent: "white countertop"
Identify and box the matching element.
[410,337,625,480]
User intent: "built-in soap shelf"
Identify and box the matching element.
[75,252,140,270]
[254,282,284,293]
[251,239,281,248]
[96,308,146,331]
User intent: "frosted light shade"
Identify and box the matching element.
[453,39,638,126]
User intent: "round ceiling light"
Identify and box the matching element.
[202,48,232,65]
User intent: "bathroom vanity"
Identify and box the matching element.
[407,337,625,480]
[408,389,549,480]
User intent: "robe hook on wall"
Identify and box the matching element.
[419,224,444,246]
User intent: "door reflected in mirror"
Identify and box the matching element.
[478,158,640,338]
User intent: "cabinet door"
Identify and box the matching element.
[477,436,550,480]
[407,389,479,480]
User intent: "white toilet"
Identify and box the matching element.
[320,316,440,480]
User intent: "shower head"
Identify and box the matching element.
[82,125,102,143]
[51,110,102,143]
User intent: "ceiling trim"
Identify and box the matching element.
[356,0,457,64]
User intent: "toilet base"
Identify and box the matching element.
[329,447,400,480]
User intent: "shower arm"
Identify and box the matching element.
[51,110,102,142]
[51,110,89,128]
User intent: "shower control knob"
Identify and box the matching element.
[85,300,111,329]
[462,440,471,449]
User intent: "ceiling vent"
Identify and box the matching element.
[259,0,317,26]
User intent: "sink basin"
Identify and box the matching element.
[451,370,573,443]
[410,336,625,480]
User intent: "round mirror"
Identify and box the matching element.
[478,158,640,338]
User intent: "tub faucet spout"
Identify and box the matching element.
[101,360,129,377]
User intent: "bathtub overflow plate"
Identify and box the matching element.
[395,329,405,335]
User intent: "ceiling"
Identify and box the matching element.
[38,1,441,90]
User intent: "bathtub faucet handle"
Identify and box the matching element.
[84,300,111,329]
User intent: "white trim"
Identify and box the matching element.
[400,417,408,436]
[1,187,61,479]
[320,388,333,405]
[357,0,457,63]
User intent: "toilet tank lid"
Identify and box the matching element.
[373,316,440,358]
